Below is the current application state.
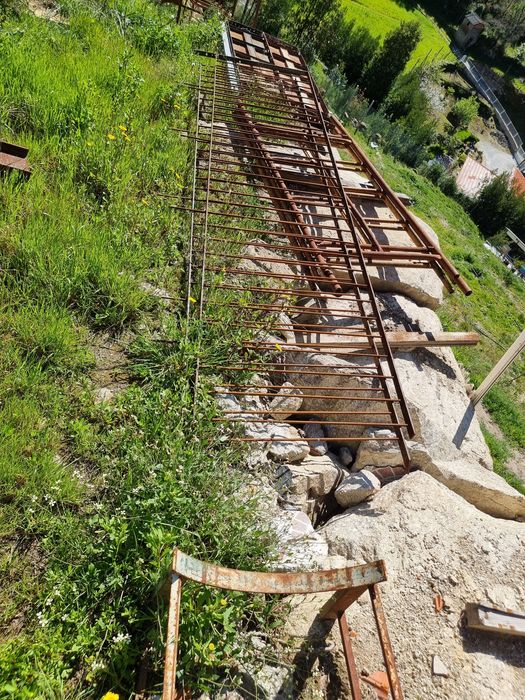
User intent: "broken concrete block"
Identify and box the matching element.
[432,655,449,677]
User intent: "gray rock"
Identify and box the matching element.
[422,459,525,521]
[320,473,525,699]
[339,446,354,467]
[267,424,309,463]
[268,382,303,420]
[335,469,381,508]
[304,422,328,455]
[94,387,114,404]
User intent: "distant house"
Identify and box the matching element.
[456,156,493,197]
[455,12,485,49]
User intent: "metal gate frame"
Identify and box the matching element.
[163,548,403,700]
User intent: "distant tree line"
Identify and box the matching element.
[259,0,421,103]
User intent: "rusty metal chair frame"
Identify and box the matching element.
[163,548,403,700]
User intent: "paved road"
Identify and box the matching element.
[476,136,516,174]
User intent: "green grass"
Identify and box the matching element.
[340,0,453,66]
[482,427,525,496]
[0,2,276,697]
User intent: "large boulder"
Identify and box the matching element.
[318,472,525,699]
[423,459,525,521]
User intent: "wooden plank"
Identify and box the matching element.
[471,329,525,404]
[465,603,525,637]
[386,331,480,349]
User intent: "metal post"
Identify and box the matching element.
[369,585,404,700]
[471,329,525,405]
[338,611,363,700]
[163,573,183,700]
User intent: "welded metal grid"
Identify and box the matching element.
[178,23,470,470]
[166,0,262,27]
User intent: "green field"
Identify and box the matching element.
[341,0,453,65]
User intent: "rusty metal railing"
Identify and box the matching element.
[174,23,473,471]
[163,548,404,700]
[165,0,262,26]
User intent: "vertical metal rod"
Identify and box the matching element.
[338,611,363,700]
[185,66,203,327]
[369,584,404,700]
[163,573,183,700]
[193,60,218,408]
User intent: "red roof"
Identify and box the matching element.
[456,156,494,197]
[512,168,525,199]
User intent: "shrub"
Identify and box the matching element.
[450,96,478,129]
[470,173,525,240]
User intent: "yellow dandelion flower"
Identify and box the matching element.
[101,693,119,700]
[208,642,215,651]
[188,296,197,303]
[275,343,282,351]
[118,125,127,132]
[107,133,116,141]
[220,598,227,606]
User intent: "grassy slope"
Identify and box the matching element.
[350,134,525,480]
[340,0,453,65]
[0,2,273,697]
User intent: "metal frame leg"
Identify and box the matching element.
[163,574,183,700]
[337,611,363,700]
[369,585,404,700]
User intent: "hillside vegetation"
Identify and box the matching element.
[0,2,273,696]
[341,0,453,65]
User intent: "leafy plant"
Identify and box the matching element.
[449,96,478,129]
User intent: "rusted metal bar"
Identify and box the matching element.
[0,141,31,178]
[338,611,364,700]
[163,572,183,700]
[370,585,404,700]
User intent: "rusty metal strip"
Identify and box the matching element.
[370,584,405,700]
[171,548,386,594]
[0,141,31,178]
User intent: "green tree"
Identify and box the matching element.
[469,173,525,239]
[257,0,293,37]
[342,22,379,85]
[288,0,340,49]
[450,96,478,128]
[361,21,422,104]
[382,67,428,121]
